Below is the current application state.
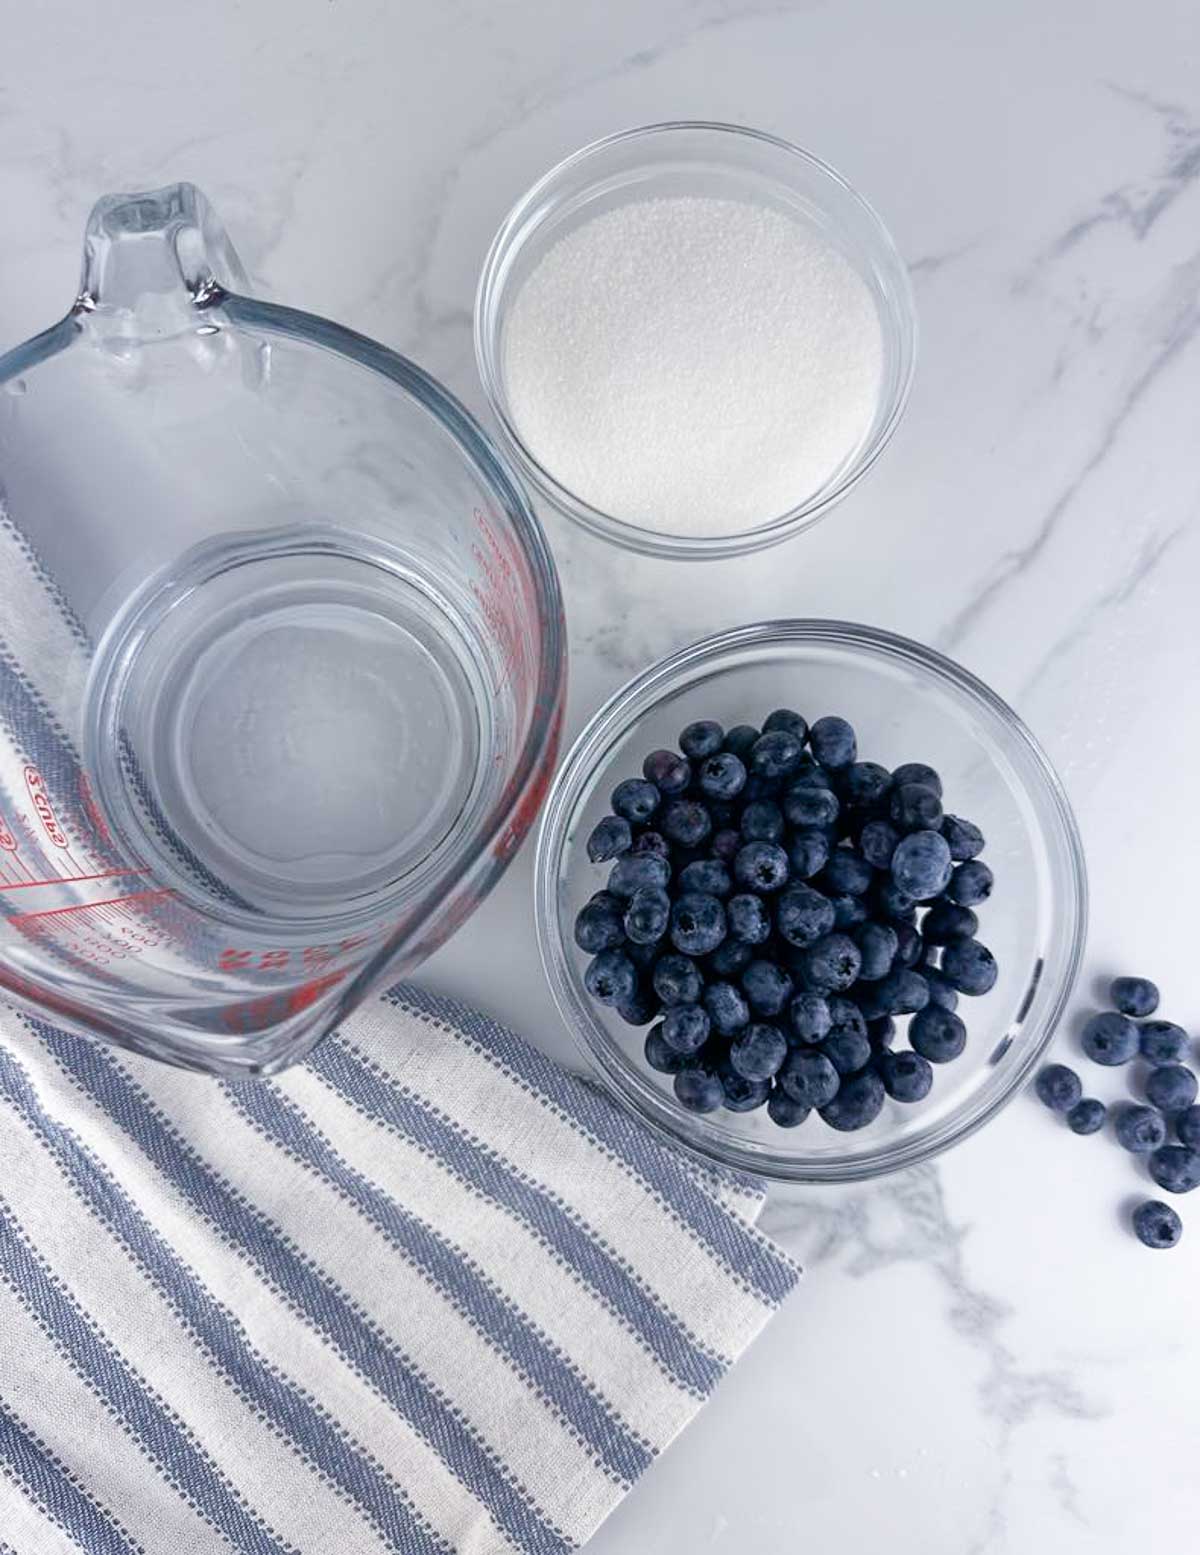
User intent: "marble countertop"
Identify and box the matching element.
[4,1,1200,1549]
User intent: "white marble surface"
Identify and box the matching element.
[4,1,1200,1549]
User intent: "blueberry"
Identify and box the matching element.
[941,938,999,997]
[616,986,659,1025]
[719,1068,771,1112]
[574,895,626,953]
[645,1024,692,1074]
[820,1068,886,1131]
[776,884,836,948]
[643,749,692,796]
[704,980,750,1036]
[890,783,944,833]
[783,782,840,830]
[608,852,670,899]
[670,892,726,956]
[630,829,670,860]
[733,842,790,894]
[827,996,868,1042]
[858,969,929,1020]
[1139,1020,1188,1065]
[778,1048,841,1109]
[1067,1098,1107,1135]
[661,1003,711,1054]
[868,1015,897,1049]
[1176,1106,1200,1150]
[661,799,713,848]
[611,777,660,825]
[859,818,900,869]
[910,1004,966,1062]
[922,968,960,1011]
[788,992,833,1044]
[891,830,953,900]
[873,876,919,921]
[1109,975,1159,1019]
[727,893,772,945]
[674,1067,724,1114]
[624,938,659,973]
[696,751,747,802]
[830,893,868,930]
[767,1089,811,1128]
[892,762,943,797]
[1145,1065,1198,1114]
[652,954,704,1008]
[796,933,862,994]
[892,922,923,970]
[1132,1199,1183,1249]
[740,800,785,843]
[791,755,833,789]
[741,959,794,1017]
[587,815,632,863]
[920,899,978,945]
[679,720,724,760]
[877,1048,934,1102]
[750,730,805,780]
[763,708,808,742]
[1115,1105,1167,1153]
[711,828,742,863]
[584,949,638,1007]
[624,887,671,945]
[1034,1063,1083,1112]
[679,859,732,897]
[823,848,874,897]
[721,724,760,760]
[947,860,994,907]
[788,829,831,880]
[839,761,893,812]
[708,938,755,977]
[1148,1144,1200,1194]
[741,773,782,802]
[854,921,899,981]
[1080,1010,1139,1066]
[822,1025,872,1077]
[731,1022,789,1082]
[809,715,857,770]
[941,814,985,861]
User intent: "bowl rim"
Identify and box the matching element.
[535,618,1089,1183]
[474,120,919,561]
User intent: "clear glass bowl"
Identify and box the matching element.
[475,122,917,560]
[536,621,1087,1183]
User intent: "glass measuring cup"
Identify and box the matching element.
[0,183,565,1074]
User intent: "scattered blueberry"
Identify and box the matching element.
[819,1067,886,1131]
[616,985,659,1026]
[697,751,747,802]
[670,892,726,956]
[679,720,724,760]
[719,1068,770,1112]
[921,899,978,945]
[788,829,831,879]
[708,938,755,977]
[1132,1199,1183,1249]
[874,876,919,922]
[1034,1063,1083,1113]
[608,851,670,899]
[768,1089,811,1127]
[854,920,899,981]
[1138,1020,1188,1065]
[778,1048,841,1109]
[661,1003,711,1055]
[730,1023,789,1082]
[1145,1064,1198,1115]
[859,818,900,869]
[1067,1098,1107,1135]
[630,829,670,859]
[840,762,892,811]
[611,777,660,825]
[733,841,790,894]
[652,953,704,1008]
[878,1048,934,1102]
[711,827,742,863]
[808,716,857,770]
[740,801,785,843]
[783,782,840,830]
[584,949,638,1007]
[1176,1106,1200,1150]
[822,1025,872,1076]
[1115,1104,1167,1154]
[892,762,943,797]
[823,848,874,897]
[643,748,692,794]
[721,724,760,760]
[941,938,999,997]
[587,815,632,863]
[796,933,863,994]
[890,783,944,833]
[679,859,732,897]
[788,992,833,1044]
[704,981,750,1036]
[624,887,671,944]
[750,730,805,780]
[922,968,960,1012]
[645,1024,690,1074]
[1110,975,1160,1019]
[873,968,931,1018]
[830,893,869,930]
[1148,1144,1200,1195]
[940,814,985,861]
[910,1004,967,1063]
[762,708,808,741]
[891,830,953,900]
[947,859,994,907]
[868,1015,897,1049]
[624,938,658,973]
[660,798,713,848]
[1080,1010,1139,1066]
[726,892,772,945]
[674,1067,724,1113]
[574,894,626,953]
[891,922,924,970]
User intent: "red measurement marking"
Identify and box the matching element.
[11,886,174,923]
[0,812,17,852]
[23,766,68,848]
[0,868,144,892]
[78,773,113,846]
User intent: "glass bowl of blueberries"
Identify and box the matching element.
[535,619,1088,1182]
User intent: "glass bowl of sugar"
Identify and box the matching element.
[475,121,917,560]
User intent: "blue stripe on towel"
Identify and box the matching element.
[0,1037,453,1555]
[227,1077,654,1486]
[0,1400,140,1555]
[0,1198,295,1555]
[34,1025,572,1555]
[311,1035,726,1396]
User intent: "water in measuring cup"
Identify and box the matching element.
[86,530,491,923]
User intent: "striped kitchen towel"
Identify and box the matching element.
[0,983,798,1555]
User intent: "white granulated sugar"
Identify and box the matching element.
[502,195,884,537]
